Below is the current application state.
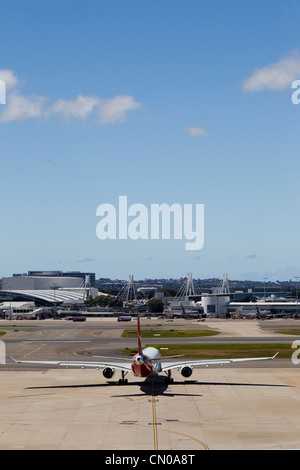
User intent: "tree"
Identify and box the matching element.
[148,298,164,313]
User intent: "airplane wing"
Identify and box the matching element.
[161,352,279,372]
[10,356,132,372]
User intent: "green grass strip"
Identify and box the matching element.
[277,329,300,335]
[122,343,290,359]
[121,328,219,338]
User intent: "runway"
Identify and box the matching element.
[0,318,300,450]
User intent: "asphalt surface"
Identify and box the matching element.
[1,317,300,450]
[1,317,298,368]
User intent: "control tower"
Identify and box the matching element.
[202,274,231,317]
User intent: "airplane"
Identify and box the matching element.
[10,316,278,385]
[181,306,202,319]
[255,306,273,319]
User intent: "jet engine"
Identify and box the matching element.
[180,366,193,378]
[103,367,115,379]
[135,355,143,365]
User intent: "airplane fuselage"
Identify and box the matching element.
[131,346,161,377]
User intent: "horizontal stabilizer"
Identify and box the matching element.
[160,355,184,360]
[93,355,131,361]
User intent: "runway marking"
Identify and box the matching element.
[125,395,149,402]
[83,420,209,450]
[158,427,209,449]
[90,330,102,337]
[151,378,159,450]
[58,322,84,337]
[1,411,209,449]
[118,420,209,450]
[22,340,91,343]
[22,343,46,358]
[148,378,209,450]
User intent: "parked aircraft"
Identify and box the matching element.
[256,306,273,319]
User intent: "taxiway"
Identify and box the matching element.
[0,317,299,449]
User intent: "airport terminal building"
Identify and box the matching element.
[0,271,98,309]
[199,293,300,318]
[1,270,96,290]
[168,274,300,318]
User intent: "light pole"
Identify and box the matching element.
[263,277,268,301]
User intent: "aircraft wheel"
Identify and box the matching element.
[118,379,128,385]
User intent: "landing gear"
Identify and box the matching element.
[118,371,128,385]
[165,370,174,384]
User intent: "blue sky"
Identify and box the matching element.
[0,0,300,281]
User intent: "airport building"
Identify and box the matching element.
[1,270,96,290]
[0,271,98,307]
[169,274,300,318]
[199,294,300,317]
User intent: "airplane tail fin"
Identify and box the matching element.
[137,316,142,355]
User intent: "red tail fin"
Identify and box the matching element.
[137,316,142,355]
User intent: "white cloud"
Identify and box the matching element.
[243,52,300,91]
[0,69,18,91]
[184,125,208,138]
[50,94,100,120]
[0,70,141,124]
[0,92,47,122]
[49,94,140,124]
[96,95,140,124]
